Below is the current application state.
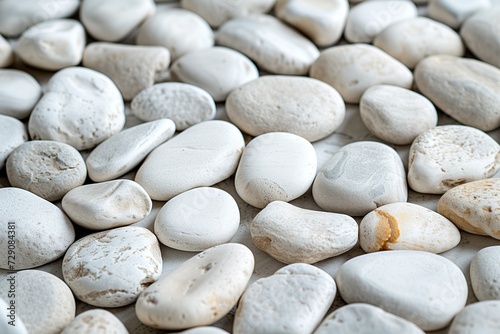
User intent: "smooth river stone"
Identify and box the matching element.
[62,180,152,230]
[314,304,425,334]
[0,298,28,333]
[449,301,500,334]
[428,0,491,29]
[7,141,86,201]
[0,34,14,67]
[131,83,215,131]
[374,17,464,69]
[313,141,407,216]
[17,19,85,71]
[0,115,28,169]
[226,75,345,142]
[28,66,125,150]
[470,246,500,300]
[275,0,349,47]
[80,0,155,42]
[438,179,500,239]
[216,14,320,75]
[0,69,41,119]
[360,85,437,145]
[360,202,460,253]
[0,270,75,334]
[62,226,162,308]
[171,47,258,102]
[336,250,468,331]
[234,263,336,334]
[235,132,317,208]
[180,0,276,28]
[136,8,214,61]
[135,120,244,201]
[414,55,500,131]
[251,201,358,264]
[408,126,500,194]
[155,187,240,251]
[83,42,170,101]
[86,119,176,182]
[461,7,500,69]
[344,0,418,43]
[310,44,413,104]
[136,243,254,330]
[61,309,129,334]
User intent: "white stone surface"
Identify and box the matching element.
[448,301,500,334]
[0,69,41,119]
[428,0,491,29]
[0,297,28,334]
[61,309,129,334]
[0,34,14,68]
[470,246,500,301]
[0,115,28,170]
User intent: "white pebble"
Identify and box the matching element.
[0,69,41,119]
[0,34,14,67]
[0,115,28,169]
[449,301,500,334]
[428,0,491,29]
[470,246,500,300]
[154,187,240,251]
[61,309,129,334]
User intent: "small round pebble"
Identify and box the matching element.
[154,187,240,251]
[0,69,41,119]
[470,246,500,300]
[448,301,500,334]
[0,34,14,67]
[428,0,491,29]
[61,309,129,334]
[0,114,28,169]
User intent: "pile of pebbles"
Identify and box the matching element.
[1,0,500,333]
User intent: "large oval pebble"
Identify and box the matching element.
[62,226,162,307]
[0,115,28,169]
[0,187,75,269]
[251,201,358,264]
[310,44,413,103]
[61,309,129,334]
[415,55,500,131]
[313,141,407,216]
[135,120,244,201]
[154,187,240,251]
[226,75,345,142]
[0,34,14,67]
[336,250,468,331]
[408,126,500,194]
[470,246,500,301]
[0,69,41,119]
[449,301,500,334]
[136,243,254,329]
[234,263,336,334]
[428,0,490,29]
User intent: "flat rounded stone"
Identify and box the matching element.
[61,309,129,334]
[131,83,215,131]
[0,34,14,67]
[414,55,500,131]
[275,0,349,47]
[136,8,214,61]
[449,301,500,334]
[226,75,345,142]
[0,115,28,169]
[0,298,28,333]
[135,120,245,201]
[86,119,176,182]
[17,19,85,71]
[28,66,125,150]
[251,201,358,264]
[360,202,461,253]
[178,328,229,334]
[336,250,468,331]
[344,0,417,43]
[374,17,464,69]
[461,7,500,69]
[180,0,276,28]
[235,132,317,208]
[83,42,170,101]
[0,69,41,119]
[0,270,75,334]
[216,14,320,75]
[136,243,254,330]
[310,44,413,104]
[171,46,258,102]
[233,263,336,334]
[62,226,162,307]
[80,0,155,42]
[314,303,425,334]
[7,140,87,201]
[408,125,500,195]
[428,0,490,29]
[438,179,500,238]
[313,141,407,216]
[360,85,437,145]
[154,187,240,251]
[470,246,500,300]
[62,180,152,230]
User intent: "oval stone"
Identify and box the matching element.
[136,243,254,330]
[0,69,41,119]
[336,250,468,331]
[448,301,500,334]
[154,187,240,251]
[226,75,345,142]
[251,201,358,264]
[0,34,14,67]
[0,115,28,169]
[61,309,129,334]
[470,246,500,301]
[62,226,162,307]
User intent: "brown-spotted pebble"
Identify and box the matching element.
[61,309,129,334]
